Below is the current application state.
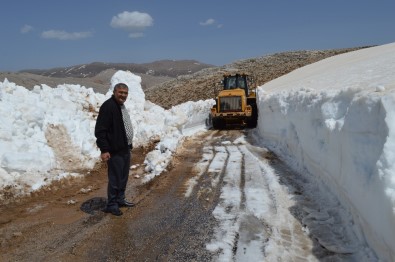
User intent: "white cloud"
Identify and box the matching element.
[41,30,93,40]
[111,11,153,30]
[21,24,33,33]
[200,18,215,26]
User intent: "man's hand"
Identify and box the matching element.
[101,152,111,161]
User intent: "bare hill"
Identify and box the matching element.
[20,60,214,78]
[0,69,173,94]
[0,60,213,93]
[0,47,371,108]
[145,47,370,109]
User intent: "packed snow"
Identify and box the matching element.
[0,70,214,196]
[196,134,376,261]
[1,42,395,260]
[256,42,395,261]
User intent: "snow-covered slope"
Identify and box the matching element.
[1,43,395,260]
[256,43,395,261]
[0,71,214,198]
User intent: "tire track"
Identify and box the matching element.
[0,129,372,261]
[202,131,318,261]
[239,142,317,261]
[204,132,269,261]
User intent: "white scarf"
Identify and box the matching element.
[121,105,134,146]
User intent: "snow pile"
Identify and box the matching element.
[0,80,103,194]
[2,41,395,260]
[256,42,395,261]
[0,70,214,199]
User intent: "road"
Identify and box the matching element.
[0,130,372,261]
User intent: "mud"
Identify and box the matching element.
[0,133,217,261]
[0,130,369,261]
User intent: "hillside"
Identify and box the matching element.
[145,47,370,109]
[0,60,213,93]
[0,47,370,107]
[20,60,213,78]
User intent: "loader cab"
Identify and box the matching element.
[223,74,249,96]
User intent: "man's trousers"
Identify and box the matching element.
[106,151,130,210]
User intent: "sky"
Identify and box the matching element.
[1,0,395,71]
[1,43,395,260]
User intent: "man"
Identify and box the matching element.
[95,83,135,216]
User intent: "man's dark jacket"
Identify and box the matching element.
[95,96,129,154]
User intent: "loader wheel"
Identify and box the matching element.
[206,114,213,128]
[247,103,258,128]
[212,118,225,130]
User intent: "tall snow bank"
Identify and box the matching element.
[0,70,214,199]
[0,80,103,172]
[256,42,395,261]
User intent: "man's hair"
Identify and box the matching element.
[113,83,128,91]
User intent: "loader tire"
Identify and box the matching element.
[212,118,225,130]
[247,103,258,128]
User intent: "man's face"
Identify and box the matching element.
[113,87,128,105]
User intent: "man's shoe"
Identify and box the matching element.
[118,200,135,208]
[103,207,123,216]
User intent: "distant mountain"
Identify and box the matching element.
[1,47,372,106]
[0,60,215,93]
[145,47,372,109]
[20,60,215,78]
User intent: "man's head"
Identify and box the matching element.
[113,83,129,105]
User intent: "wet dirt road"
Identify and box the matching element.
[0,130,372,261]
[63,132,221,261]
[0,131,224,261]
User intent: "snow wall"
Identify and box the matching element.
[256,43,395,261]
[0,70,214,197]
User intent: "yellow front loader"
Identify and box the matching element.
[209,73,258,129]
